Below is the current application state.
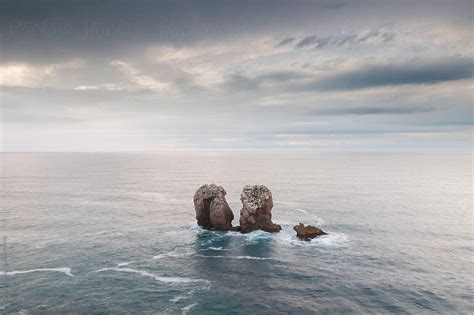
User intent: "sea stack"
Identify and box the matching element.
[293,223,327,240]
[194,184,234,231]
[239,185,282,233]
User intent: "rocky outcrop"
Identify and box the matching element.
[194,184,234,231]
[239,185,281,233]
[293,223,327,240]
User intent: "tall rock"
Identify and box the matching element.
[194,184,234,231]
[239,185,281,233]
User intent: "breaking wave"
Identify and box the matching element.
[294,208,309,214]
[0,267,73,277]
[170,295,189,303]
[195,254,276,260]
[181,303,198,315]
[153,248,194,260]
[93,267,210,284]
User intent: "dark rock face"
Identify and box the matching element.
[293,223,327,240]
[194,184,234,231]
[239,185,281,233]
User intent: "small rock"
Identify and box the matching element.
[293,223,327,240]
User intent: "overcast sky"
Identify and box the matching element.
[1,0,472,152]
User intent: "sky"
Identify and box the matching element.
[1,0,472,152]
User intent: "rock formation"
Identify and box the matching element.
[239,185,281,233]
[293,223,327,240]
[194,184,234,231]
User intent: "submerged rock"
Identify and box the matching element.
[293,223,327,240]
[239,185,281,233]
[194,184,234,231]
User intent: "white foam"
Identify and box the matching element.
[116,261,134,267]
[312,216,325,225]
[228,230,273,245]
[153,249,193,260]
[94,267,210,284]
[294,208,309,214]
[191,219,346,249]
[310,233,348,246]
[170,295,189,303]
[279,232,348,247]
[0,267,73,277]
[200,246,233,251]
[208,246,222,250]
[196,254,275,260]
[181,303,198,315]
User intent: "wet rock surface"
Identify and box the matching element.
[293,223,327,240]
[239,185,281,233]
[194,184,234,231]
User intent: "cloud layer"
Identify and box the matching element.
[1,0,472,152]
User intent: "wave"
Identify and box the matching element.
[181,303,198,315]
[196,254,276,260]
[200,246,233,251]
[153,249,194,260]
[310,233,348,246]
[34,238,69,249]
[208,246,223,250]
[279,232,348,247]
[170,295,189,303]
[129,191,184,205]
[190,221,346,249]
[0,267,73,277]
[222,229,274,245]
[294,208,309,214]
[94,267,210,284]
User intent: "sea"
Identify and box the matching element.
[1,152,472,314]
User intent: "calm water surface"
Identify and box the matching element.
[1,153,472,314]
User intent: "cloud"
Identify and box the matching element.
[297,36,325,48]
[277,37,295,47]
[223,70,309,92]
[311,57,473,91]
[1,0,473,152]
[278,29,397,49]
[224,56,473,93]
[2,111,83,124]
[0,0,348,64]
[309,105,434,115]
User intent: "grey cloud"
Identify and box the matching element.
[1,85,155,111]
[381,32,396,42]
[224,71,309,91]
[277,37,295,47]
[224,57,473,93]
[296,35,331,48]
[287,29,396,49]
[2,0,473,152]
[311,57,473,91]
[274,124,472,136]
[309,105,434,116]
[0,0,347,64]
[2,0,471,64]
[3,111,84,124]
[297,36,319,48]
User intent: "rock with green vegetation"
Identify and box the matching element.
[239,185,281,233]
[194,184,234,231]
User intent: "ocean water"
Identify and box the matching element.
[1,152,472,314]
